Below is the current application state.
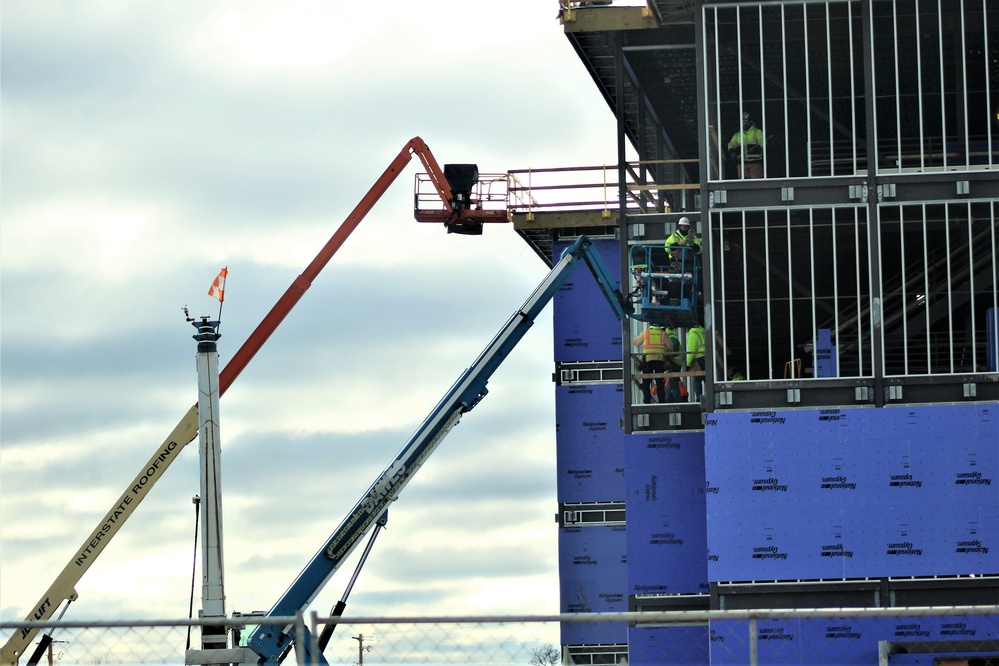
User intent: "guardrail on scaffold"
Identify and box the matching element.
[507,160,699,220]
[413,161,699,224]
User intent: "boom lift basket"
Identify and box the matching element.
[414,165,510,234]
[630,243,701,328]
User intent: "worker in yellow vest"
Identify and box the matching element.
[664,217,702,262]
[686,325,706,401]
[663,218,702,305]
[728,113,766,178]
[633,325,669,404]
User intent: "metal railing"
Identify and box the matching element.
[703,0,997,182]
[710,203,998,383]
[507,161,698,219]
[3,606,997,665]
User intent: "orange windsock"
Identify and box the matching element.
[208,267,228,302]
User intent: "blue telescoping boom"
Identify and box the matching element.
[245,235,638,663]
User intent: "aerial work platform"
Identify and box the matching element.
[629,243,701,329]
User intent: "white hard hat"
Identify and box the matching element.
[678,216,690,227]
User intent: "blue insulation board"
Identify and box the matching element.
[707,613,999,665]
[704,404,999,581]
[559,524,628,645]
[629,623,710,665]
[626,431,710,595]
[552,237,623,363]
[556,383,627,503]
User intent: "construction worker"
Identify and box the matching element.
[633,324,669,404]
[664,217,702,259]
[728,112,766,179]
[686,324,706,401]
[661,325,684,402]
[663,218,701,304]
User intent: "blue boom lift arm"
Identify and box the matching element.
[245,235,637,663]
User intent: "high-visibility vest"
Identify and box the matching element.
[642,328,667,356]
[686,326,705,366]
[728,126,766,162]
[664,231,702,255]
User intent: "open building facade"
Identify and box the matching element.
[520,1,999,663]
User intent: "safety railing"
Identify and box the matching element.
[507,161,698,220]
[629,244,700,320]
[412,172,511,223]
[414,161,699,224]
[710,202,999,384]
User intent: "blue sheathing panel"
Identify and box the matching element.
[626,431,710,595]
[708,614,999,665]
[559,524,628,645]
[552,237,623,362]
[556,383,627,502]
[813,328,837,378]
[704,404,999,582]
[629,623,710,665]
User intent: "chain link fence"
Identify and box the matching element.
[3,606,997,665]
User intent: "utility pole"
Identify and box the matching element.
[351,634,371,666]
[45,641,66,666]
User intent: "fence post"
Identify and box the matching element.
[294,611,306,666]
[309,611,321,666]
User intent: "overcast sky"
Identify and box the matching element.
[0,0,625,645]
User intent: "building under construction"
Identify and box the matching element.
[2,3,997,665]
[514,1,998,663]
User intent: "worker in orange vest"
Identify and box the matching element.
[633,325,670,404]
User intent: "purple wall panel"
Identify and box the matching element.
[626,432,709,595]
[705,404,998,581]
[556,383,627,502]
[708,614,999,665]
[552,238,624,362]
[559,524,628,644]
[629,624,710,665]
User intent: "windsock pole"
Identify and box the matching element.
[192,317,227,651]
